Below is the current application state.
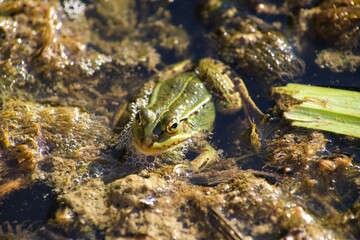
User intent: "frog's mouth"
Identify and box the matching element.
[133,133,191,155]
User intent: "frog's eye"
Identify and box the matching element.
[166,118,179,134]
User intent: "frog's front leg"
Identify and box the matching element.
[190,140,219,171]
[174,140,219,173]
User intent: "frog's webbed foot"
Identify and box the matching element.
[173,140,219,174]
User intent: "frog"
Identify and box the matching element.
[114,57,263,172]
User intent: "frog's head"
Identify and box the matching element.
[132,107,192,154]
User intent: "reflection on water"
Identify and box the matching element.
[0,0,359,239]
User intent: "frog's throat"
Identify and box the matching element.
[132,133,192,155]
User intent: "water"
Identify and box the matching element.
[0,0,359,239]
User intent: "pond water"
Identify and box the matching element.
[0,0,359,239]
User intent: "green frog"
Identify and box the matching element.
[114,58,263,172]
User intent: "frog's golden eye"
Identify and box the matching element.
[166,118,179,134]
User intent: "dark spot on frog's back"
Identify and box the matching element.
[233,78,242,84]
[220,66,231,75]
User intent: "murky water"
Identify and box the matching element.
[0,0,359,239]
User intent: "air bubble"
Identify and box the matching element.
[146,155,155,162]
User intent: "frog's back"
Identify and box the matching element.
[148,72,212,117]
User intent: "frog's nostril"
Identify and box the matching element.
[153,135,159,142]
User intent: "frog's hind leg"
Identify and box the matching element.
[173,139,219,174]
[197,57,264,120]
[234,74,264,121]
[197,58,243,114]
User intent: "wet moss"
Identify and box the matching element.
[312,0,360,53]
[0,0,183,117]
[0,98,111,194]
[91,0,136,39]
[265,131,327,171]
[0,0,358,239]
[220,173,341,239]
[288,0,360,54]
[212,15,304,82]
[315,48,360,73]
[199,4,305,82]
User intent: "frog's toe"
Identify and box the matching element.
[173,163,195,176]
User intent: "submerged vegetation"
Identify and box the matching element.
[205,10,305,83]
[0,0,359,239]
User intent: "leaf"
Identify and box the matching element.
[272,83,360,138]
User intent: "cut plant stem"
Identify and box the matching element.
[273,83,360,138]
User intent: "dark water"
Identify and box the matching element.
[0,183,55,235]
[0,0,359,239]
